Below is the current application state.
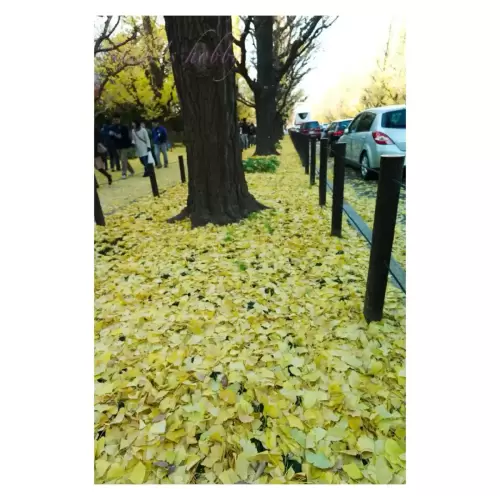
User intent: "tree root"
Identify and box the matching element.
[166,206,191,223]
[168,198,268,228]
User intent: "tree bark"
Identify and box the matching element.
[254,16,278,156]
[164,16,267,228]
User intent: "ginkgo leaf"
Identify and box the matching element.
[287,414,304,430]
[235,454,250,480]
[375,457,393,483]
[95,383,114,396]
[343,462,363,480]
[166,429,186,442]
[106,462,125,480]
[219,389,237,405]
[357,435,375,453]
[150,420,166,434]
[305,451,332,469]
[129,462,146,484]
[290,429,307,448]
[303,391,317,409]
[385,439,404,463]
[238,413,254,423]
[219,468,239,484]
[185,455,202,471]
[95,459,110,478]
[264,403,279,418]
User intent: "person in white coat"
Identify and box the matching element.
[131,120,153,177]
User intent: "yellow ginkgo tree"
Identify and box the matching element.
[95,16,180,121]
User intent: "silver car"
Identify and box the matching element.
[338,104,406,180]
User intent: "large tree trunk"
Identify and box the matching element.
[164,16,267,228]
[254,16,278,156]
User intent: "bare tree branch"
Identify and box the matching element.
[233,16,258,92]
[237,92,256,108]
[277,16,338,80]
[94,16,138,56]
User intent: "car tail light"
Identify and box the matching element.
[334,130,343,136]
[372,131,394,145]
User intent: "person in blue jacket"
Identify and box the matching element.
[152,121,169,168]
[109,115,135,179]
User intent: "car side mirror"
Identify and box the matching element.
[344,128,349,134]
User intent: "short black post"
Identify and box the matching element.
[331,142,346,237]
[310,137,316,185]
[149,168,160,197]
[178,155,186,183]
[94,175,105,226]
[363,155,405,323]
[304,136,310,175]
[319,138,328,206]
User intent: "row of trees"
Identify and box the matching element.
[94,16,335,153]
[94,15,335,228]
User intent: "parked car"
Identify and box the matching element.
[327,119,352,144]
[338,104,406,180]
[299,121,322,139]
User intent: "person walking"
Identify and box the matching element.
[109,114,135,179]
[152,121,169,168]
[248,122,256,147]
[98,124,109,171]
[145,124,158,166]
[102,120,119,172]
[131,120,153,177]
[240,118,250,150]
[94,126,112,186]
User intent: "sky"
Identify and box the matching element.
[296,15,406,119]
[96,15,405,122]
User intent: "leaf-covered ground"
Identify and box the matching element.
[97,145,257,215]
[94,138,406,484]
[96,144,188,214]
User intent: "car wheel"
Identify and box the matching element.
[360,153,375,180]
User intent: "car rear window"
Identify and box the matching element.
[303,121,320,129]
[338,120,351,130]
[382,109,406,129]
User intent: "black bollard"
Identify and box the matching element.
[331,142,346,237]
[363,155,405,322]
[178,155,186,183]
[149,167,160,197]
[319,138,328,206]
[310,137,316,185]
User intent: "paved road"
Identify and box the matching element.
[314,143,406,226]
[339,162,406,226]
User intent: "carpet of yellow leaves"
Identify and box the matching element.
[94,138,406,484]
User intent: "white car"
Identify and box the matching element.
[339,104,406,180]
